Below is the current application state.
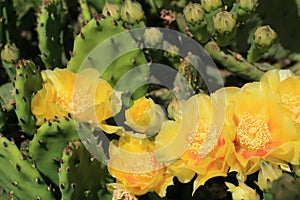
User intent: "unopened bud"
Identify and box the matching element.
[183,3,205,24]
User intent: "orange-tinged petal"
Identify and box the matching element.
[227,81,300,175]
[107,135,171,196]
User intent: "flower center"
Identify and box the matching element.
[281,94,300,127]
[236,113,271,151]
[187,120,220,158]
[56,89,93,116]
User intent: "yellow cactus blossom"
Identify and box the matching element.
[227,82,300,175]
[225,182,260,200]
[107,135,173,197]
[125,97,165,135]
[278,76,300,128]
[31,68,121,131]
[261,70,300,127]
[155,91,238,192]
[260,69,294,92]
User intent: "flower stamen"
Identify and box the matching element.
[236,113,271,151]
[187,120,220,158]
[281,94,300,127]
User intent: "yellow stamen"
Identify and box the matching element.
[56,89,93,116]
[187,120,220,158]
[236,113,271,151]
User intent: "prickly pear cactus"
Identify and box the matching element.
[14,59,42,136]
[67,15,149,102]
[36,0,67,69]
[0,0,300,199]
[58,140,113,200]
[0,135,55,199]
[28,118,79,186]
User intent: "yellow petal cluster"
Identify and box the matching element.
[125,97,166,135]
[31,68,300,197]
[107,134,173,196]
[31,68,121,131]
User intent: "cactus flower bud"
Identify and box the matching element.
[183,3,205,25]
[236,0,258,12]
[201,0,222,12]
[213,11,236,34]
[121,0,144,24]
[143,28,163,48]
[1,43,20,63]
[256,160,282,191]
[102,2,121,20]
[125,97,166,136]
[254,25,277,48]
[226,182,260,200]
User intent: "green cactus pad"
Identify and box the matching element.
[0,135,55,199]
[14,59,42,136]
[28,118,79,187]
[58,140,113,200]
[36,0,67,69]
[67,15,149,103]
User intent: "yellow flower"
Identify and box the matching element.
[155,91,237,192]
[107,135,172,196]
[225,181,260,200]
[278,76,300,128]
[227,82,300,175]
[261,70,300,128]
[260,69,294,92]
[125,97,165,135]
[31,68,121,130]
